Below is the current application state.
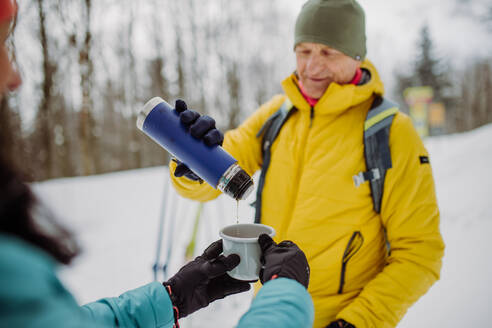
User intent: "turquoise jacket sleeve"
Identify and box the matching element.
[82,282,175,328]
[237,278,314,328]
[1,235,313,327]
[0,234,175,328]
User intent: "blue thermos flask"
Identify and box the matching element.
[136,97,254,200]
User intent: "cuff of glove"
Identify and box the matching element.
[163,283,181,328]
[327,319,355,328]
[171,158,204,183]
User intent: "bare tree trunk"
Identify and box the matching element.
[36,0,55,180]
[175,33,186,100]
[226,62,241,130]
[486,61,492,123]
[480,61,491,125]
[0,98,25,173]
[79,0,95,175]
[126,3,142,169]
[457,59,492,132]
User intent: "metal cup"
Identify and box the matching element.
[219,223,275,281]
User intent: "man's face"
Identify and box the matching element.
[295,42,361,99]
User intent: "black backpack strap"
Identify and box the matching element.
[353,96,399,213]
[254,99,296,223]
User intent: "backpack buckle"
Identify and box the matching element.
[353,172,365,187]
[353,168,381,187]
[370,168,381,180]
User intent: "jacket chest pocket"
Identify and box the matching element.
[338,231,364,294]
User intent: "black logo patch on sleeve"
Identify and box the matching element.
[419,156,430,164]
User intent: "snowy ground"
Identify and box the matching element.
[33,123,492,327]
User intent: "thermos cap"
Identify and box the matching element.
[218,163,254,200]
[137,97,169,131]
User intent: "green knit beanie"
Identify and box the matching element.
[294,0,366,60]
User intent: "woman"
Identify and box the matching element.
[0,1,314,327]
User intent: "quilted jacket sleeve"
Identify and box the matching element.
[81,282,175,328]
[237,278,314,328]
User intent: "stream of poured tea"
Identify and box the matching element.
[236,199,239,224]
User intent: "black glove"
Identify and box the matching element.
[172,158,202,182]
[258,234,310,289]
[164,240,251,320]
[173,99,224,181]
[326,319,355,328]
[174,99,224,146]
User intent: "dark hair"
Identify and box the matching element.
[0,156,79,264]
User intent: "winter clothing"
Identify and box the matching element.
[258,234,310,289]
[326,319,355,328]
[0,233,314,328]
[169,59,445,327]
[173,159,202,181]
[164,240,250,318]
[298,80,320,106]
[238,278,314,328]
[349,67,363,85]
[294,0,366,60]
[0,234,175,328]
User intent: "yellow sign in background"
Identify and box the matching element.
[404,86,434,137]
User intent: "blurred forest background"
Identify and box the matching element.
[1,0,491,182]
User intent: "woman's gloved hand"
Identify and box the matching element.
[258,234,310,289]
[163,240,250,320]
[173,99,224,181]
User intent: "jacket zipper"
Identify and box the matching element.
[338,231,364,294]
[309,107,314,127]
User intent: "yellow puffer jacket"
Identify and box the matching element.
[170,60,445,328]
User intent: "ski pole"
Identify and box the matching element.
[153,172,169,281]
[185,202,204,261]
[161,188,178,280]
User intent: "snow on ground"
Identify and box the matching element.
[33,166,257,327]
[399,124,492,328]
[33,123,492,327]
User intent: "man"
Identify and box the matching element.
[170,0,445,327]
